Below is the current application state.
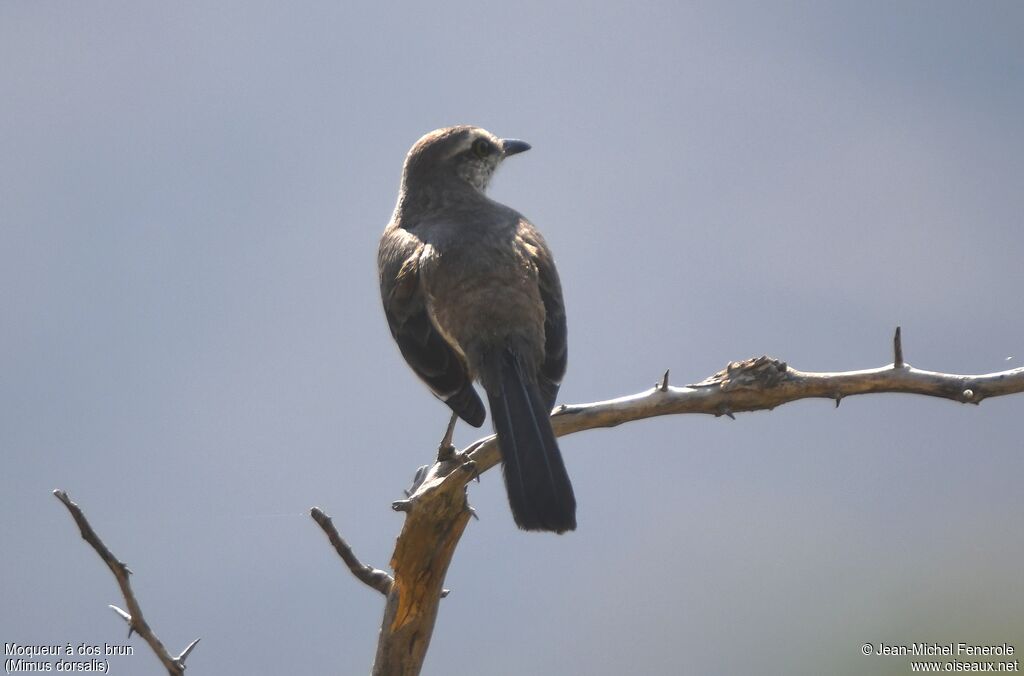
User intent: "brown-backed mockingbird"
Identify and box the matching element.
[378,126,576,533]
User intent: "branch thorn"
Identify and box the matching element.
[659,369,670,392]
[716,405,735,420]
[834,393,842,408]
[177,637,201,664]
[109,605,134,637]
[893,326,904,368]
[391,499,412,512]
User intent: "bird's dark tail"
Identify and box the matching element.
[485,349,576,533]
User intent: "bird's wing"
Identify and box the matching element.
[520,221,567,410]
[378,226,486,427]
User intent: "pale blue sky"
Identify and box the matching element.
[2,2,1022,674]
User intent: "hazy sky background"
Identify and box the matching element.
[2,2,1022,674]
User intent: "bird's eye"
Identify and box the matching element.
[472,138,493,159]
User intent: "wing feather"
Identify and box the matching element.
[378,227,485,427]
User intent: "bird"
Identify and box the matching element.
[378,126,576,533]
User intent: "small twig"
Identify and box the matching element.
[53,490,200,675]
[893,326,904,368]
[177,638,201,664]
[310,508,393,596]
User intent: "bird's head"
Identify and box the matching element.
[401,126,531,195]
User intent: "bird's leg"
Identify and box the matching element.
[436,412,459,462]
[435,413,480,481]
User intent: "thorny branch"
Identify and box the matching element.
[53,490,200,675]
[317,328,1024,676]
[311,507,393,596]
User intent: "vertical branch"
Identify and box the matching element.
[372,498,471,676]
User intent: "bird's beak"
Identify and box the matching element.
[501,139,531,157]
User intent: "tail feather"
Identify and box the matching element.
[486,349,576,533]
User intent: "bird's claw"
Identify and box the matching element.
[436,443,457,463]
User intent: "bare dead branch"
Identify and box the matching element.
[548,355,1024,435]
[53,490,200,675]
[341,336,1024,676]
[466,354,1024,475]
[310,507,393,596]
[370,477,471,676]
